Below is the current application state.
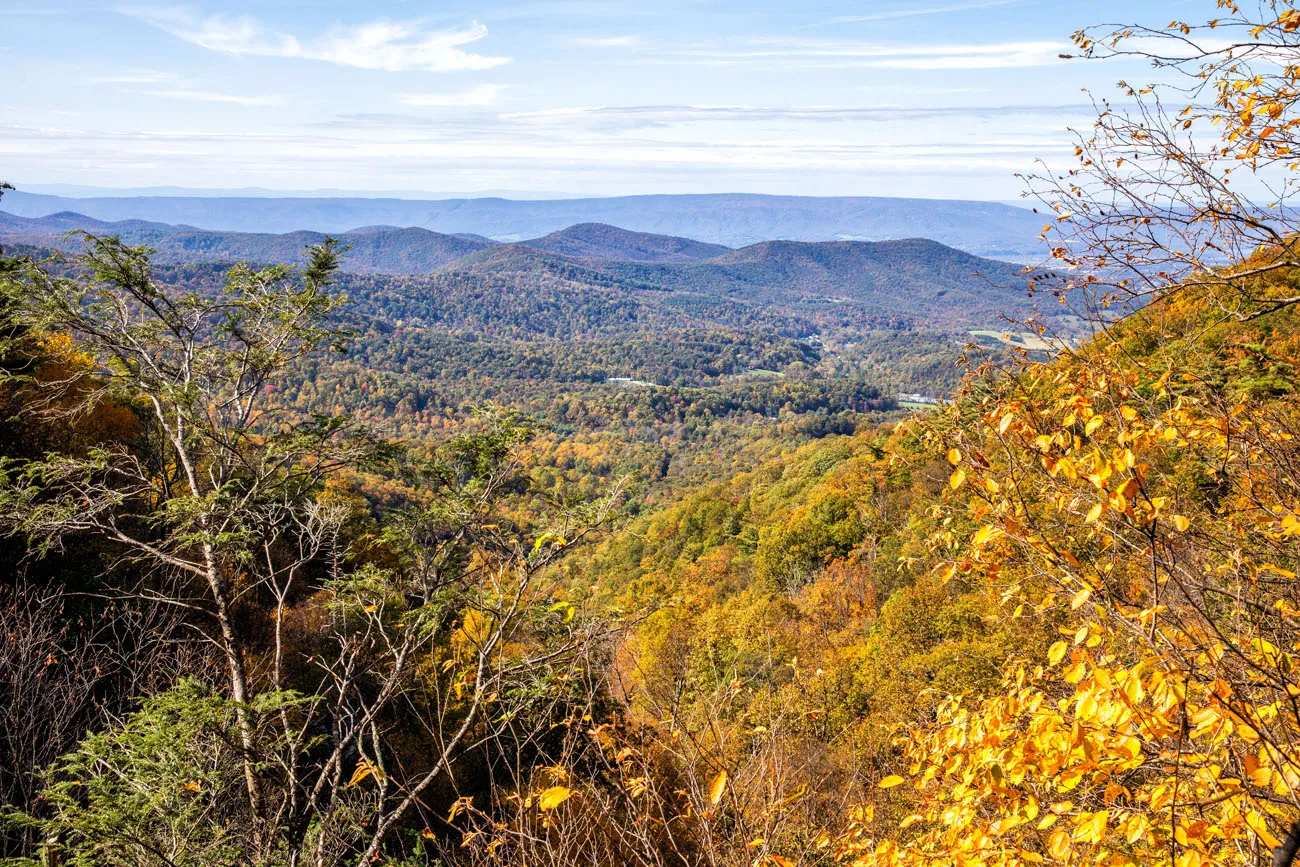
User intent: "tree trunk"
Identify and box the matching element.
[203,543,265,847]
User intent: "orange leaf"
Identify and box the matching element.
[708,770,728,806]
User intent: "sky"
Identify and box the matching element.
[1,0,1195,200]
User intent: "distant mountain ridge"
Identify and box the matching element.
[0,209,1060,334]
[0,190,1049,260]
[0,211,496,274]
[0,211,734,272]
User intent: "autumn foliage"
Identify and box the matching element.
[836,1,1300,863]
[15,4,1300,866]
[830,279,1300,865]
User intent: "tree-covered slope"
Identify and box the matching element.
[441,236,1045,330]
[1,210,1054,333]
[521,222,732,262]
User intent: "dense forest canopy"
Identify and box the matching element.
[10,2,1300,867]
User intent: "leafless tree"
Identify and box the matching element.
[0,578,211,856]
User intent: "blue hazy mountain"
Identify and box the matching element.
[0,191,1048,261]
[0,210,1059,333]
[0,211,497,274]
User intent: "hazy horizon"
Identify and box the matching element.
[5,0,1175,200]
[8,183,1037,208]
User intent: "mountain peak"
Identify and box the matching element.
[521,223,732,263]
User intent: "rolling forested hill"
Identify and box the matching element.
[0,211,497,274]
[0,190,1049,259]
[0,211,1052,334]
[0,205,1068,486]
[520,222,732,262]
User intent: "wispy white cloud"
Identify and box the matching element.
[669,39,1065,70]
[0,118,1074,169]
[500,102,1094,132]
[399,84,507,107]
[868,42,1062,70]
[143,88,283,106]
[0,114,1079,200]
[95,70,179,85]
[571,35,641,47]
[827,0,1022,25]
[121,7,511,72]
[93,69,278,106]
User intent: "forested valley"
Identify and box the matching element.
[10,3,1300,867]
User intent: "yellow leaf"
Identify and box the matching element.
[347,759,383,788]
[947,448,962,465]
[1074,810,1108,843]
[1172,515,1190,532]
[709,770,728,806]
[1048,641,1069,665]
[1253,637,1279,659]
[447,796,472,822]
[1085,415,1105,436]
[1048,828,1070,859]
[1246,810,1282,849]
[949,469,966,490]
[879,775,906,788]
[783,782,808,803]
[1086,502,1105,523]
[538,786,572,811]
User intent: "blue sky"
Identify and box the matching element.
[2,1,1189,200]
